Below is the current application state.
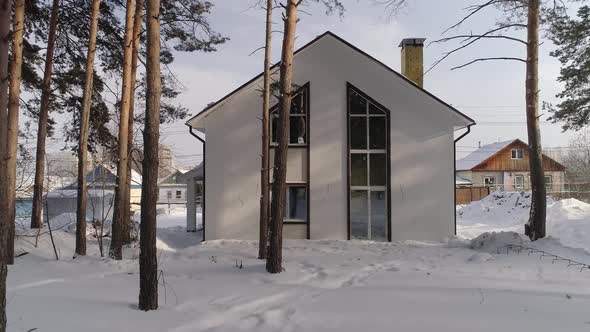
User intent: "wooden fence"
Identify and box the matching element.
[456,186,490,205]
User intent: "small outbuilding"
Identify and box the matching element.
[186,32,474,242]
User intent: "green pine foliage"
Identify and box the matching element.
[547,5,590,131]
[19,0,228,153]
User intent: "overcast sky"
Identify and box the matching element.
[155,0,577,168]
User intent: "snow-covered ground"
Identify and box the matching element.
[5,198,590,331]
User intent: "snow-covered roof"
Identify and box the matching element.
[455,176,473,185]
[100,164,142,186]
[456,140,516,171]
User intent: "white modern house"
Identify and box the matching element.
[186,32,475,242]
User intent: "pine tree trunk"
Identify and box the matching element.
[139,0,161,311]
[0,0,11,266]
[76,0,102,256]
[524,0,546,241]
[0,263,6,332]
[0,1,9,327]
[266,0,298,274]
[258,0,273,260]
[123,0,144,245]
[110,0,136,260]
[29,0,58,231]
[6,0,25,264]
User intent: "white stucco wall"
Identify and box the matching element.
[192,33,470,242]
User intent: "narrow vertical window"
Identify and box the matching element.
[348,85,389,241]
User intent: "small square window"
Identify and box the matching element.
[166,191,172,199]
[511,149,524,159]
[176,190,182,199]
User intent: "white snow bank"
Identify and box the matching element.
[458,192,590,253]
[470,231,523,253]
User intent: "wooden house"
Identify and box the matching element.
[456,139,566,193]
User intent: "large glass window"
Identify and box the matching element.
[348,87,389,241]
[270,86,308,146]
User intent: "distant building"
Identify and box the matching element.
[456,139,566,193]
[45,164,142,223]
[157,169,188,206]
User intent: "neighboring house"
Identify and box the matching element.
[45,164,142,223]
[157,169,188,205]
[185,32,474,242]
[177,163,204,232]
[456,139,566,193]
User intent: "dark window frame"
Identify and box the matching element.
[511,149,524,159]
[346,83,391,242]
[270,83,310,147]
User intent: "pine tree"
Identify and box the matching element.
[266,0,298,274]
[266,0,344,273]
[258,0,273,260]
[523,0,546,240]
[76,0,102,256]
[29,0,60,230]
[110,0,137,260]
[139,0,161,310]
[546,5,590,131]
[6,0,26,264]
[0,0,11,327]
[122,0,144,245]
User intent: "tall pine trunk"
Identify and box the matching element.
[139,0,161,311]
[29,0,59,230]
[0,0,11,264]
[123,0,144,245]
[266,0,298,274]
[1,0,11,327]
[110,0,136,260]
[524,0,546,241]
[258,0,273,260]
[76,0,102,256]
[6,0,26,264]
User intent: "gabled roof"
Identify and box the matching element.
[456,139,566,171]
[456,140,516,171]
[186,31,475,127]
[158,169,186,185]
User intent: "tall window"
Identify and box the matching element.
[285,185,307,222]
[544,175,553,192]
[511,149,524,159]
[270,85,308,146]
[514,175,524,189]
[176,190,182,199]
[348,85,389,241]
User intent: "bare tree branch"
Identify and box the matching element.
[450,56,526,70]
